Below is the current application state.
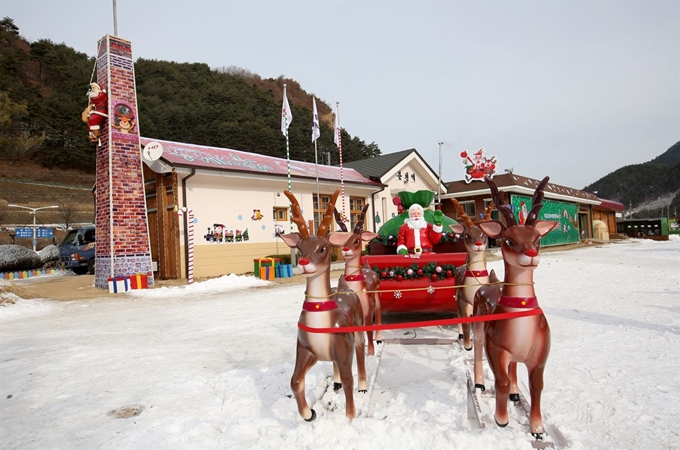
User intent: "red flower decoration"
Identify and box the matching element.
[460,151,468,158]
[431,274,438,281]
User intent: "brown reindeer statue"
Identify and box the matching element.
[450,199,495,351]
[334,205,382,357]
[279,189,367,421]
[475,176,557,439]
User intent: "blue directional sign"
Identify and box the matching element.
[37,228,53,238]
[15,227,33,238]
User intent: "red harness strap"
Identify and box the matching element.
[302,300,338,312]
[465,270,489,277]
[498,296,538,308]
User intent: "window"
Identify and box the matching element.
[459,201,475,219]
[313,194,334,232]
[348,196,365,230]
[273,207,288,222]
[483,199,501,221]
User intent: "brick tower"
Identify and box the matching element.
[93,35,154,289]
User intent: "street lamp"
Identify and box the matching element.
[8,204,59,252]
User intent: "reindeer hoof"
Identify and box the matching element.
[458,334,464,340]
[333,382,342,392]
[474,383,486,392]
[509,393,520,402]
[359,389,367,394]
[304,409,317,422]
[376,340,383,345]
[531,432,544,441]
[464,345,473,351]
[494,416,509,428]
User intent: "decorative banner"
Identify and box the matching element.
[460,148,497,183]
[511,195,579,246]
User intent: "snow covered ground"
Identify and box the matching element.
[1,237,679,450]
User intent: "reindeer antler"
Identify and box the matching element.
[478,201,495,223]
[333,207,348,232]
[317,190,340,237]
[353,204,370,234]
[525,177,549,227]
[283,190,309,237]
[451,198,474,228]
[486,177,516,227]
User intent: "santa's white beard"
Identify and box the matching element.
[405,217,428,230]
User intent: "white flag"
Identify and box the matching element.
[311,97,321,142]
[281,92,293,136]
[333,105,341,147]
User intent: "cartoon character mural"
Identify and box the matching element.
[460,148,497,183]
[251,209,263,221]
[204,224,226,242]
[112,103,136,134]
[81,83,108,143]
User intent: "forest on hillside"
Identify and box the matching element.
[0,17,380,173]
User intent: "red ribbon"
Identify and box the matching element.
[297,308,543,333]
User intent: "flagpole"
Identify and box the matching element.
[312,96,322,231]
[282,84,296,266]
[283,84,292,234]
[335,101,346,223]
[438,141,444,206]
[313,139,322,231]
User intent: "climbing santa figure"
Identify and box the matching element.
[396,204,444,255]
[81,82,108,143]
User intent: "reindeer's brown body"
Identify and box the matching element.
[335,206,382,356]
[450,200,494,351]
[281,190,367,421]
[476,177,557,437]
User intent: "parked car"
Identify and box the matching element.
[59,226,95,275]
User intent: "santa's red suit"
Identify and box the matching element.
[397,219,443,254]
[88,90,108,131]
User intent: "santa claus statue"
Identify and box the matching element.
[396,204,444,255]
[81,82,108,143]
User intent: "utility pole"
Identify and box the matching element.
[8,204,59,252]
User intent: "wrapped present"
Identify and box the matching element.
[130,273,148,289]
[108,276,130,294]
[276,264,293,278]
[259,266,274,280]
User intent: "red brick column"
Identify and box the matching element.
[94,35,154,289]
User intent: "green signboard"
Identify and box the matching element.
[510,195,579,246]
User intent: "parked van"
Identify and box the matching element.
[59,226,95,274]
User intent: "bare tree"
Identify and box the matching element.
[57,198,77,229]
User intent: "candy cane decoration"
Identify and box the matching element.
[178,207,194,284]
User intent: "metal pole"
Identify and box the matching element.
[437,141,444,205]
[314,140,322,231]
[113,0,118,36]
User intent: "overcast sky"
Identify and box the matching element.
[4,0,679,189]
